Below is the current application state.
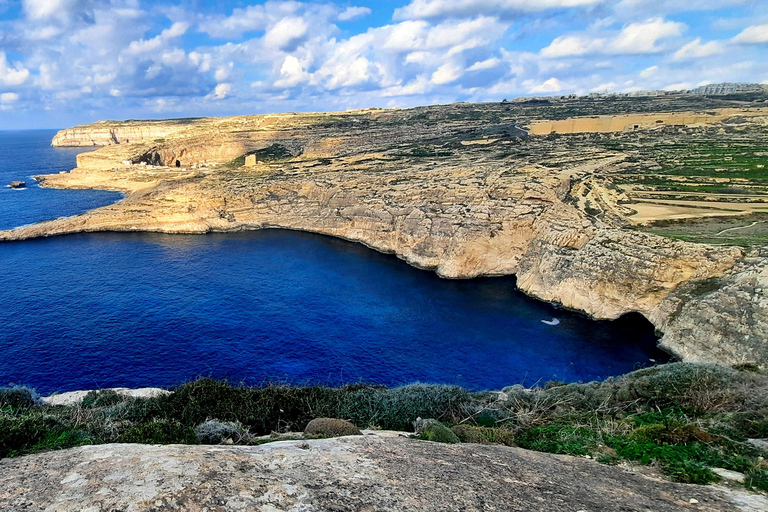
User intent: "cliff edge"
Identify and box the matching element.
[2,98,767,365]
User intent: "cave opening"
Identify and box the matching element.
[175,160,181,168]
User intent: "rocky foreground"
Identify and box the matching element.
[1,434,764,512]
[1,95,767,364]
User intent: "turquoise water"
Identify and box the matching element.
[0,131,668,395]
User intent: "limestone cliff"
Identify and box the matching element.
[3,99,767,365]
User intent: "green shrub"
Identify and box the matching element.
[745,469,768,492]
[515,425,601,455]
[304,418,362,438]
[336,384,471,431]
[0,414,69,458]
[662,459,720,485]
[451,425,515,446]
[119,419,197,445]
[420,423,460,444]
[0,386,37,410]
[32,429,93,452]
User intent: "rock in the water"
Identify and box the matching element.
[304,417,362,438]
[8,181,25,189]
[0,436,759,511]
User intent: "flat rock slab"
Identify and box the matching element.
[0,435,757,511]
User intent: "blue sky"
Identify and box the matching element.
[0,0,767,129]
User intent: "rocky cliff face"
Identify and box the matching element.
[51,120,198,146]
[5,100,768,365]
[0,435,758,511]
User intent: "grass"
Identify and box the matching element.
[2,363,768,491]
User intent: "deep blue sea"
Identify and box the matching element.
[0,131,669,395]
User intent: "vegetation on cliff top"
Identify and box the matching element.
[2,363,768,492]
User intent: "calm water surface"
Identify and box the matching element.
[0,130,123,230]
[0,132,668,395]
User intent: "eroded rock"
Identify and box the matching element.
[0,436,756,511]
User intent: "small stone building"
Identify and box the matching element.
[245,154,257,166]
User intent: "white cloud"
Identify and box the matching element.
[198,4,271,39]
[126,22,188,55]
[611,18,684,54]
[541,18,685,57]
[529,77,562,93]
[0,92,19,103]
[467,58,501,71]
[541,35,606,58]
[212,83,232,99]
[263,16,309,50]
[639,65,658,78]
[0,52,30,86]
[732,24,768,44]
[273,55,309,88]
[672,38,725,61]
[338,6,371,22]
[431,62,463,84]
[395,0,602,20]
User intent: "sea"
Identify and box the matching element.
[0,130,669,395]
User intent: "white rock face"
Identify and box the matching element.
[0,436,760,511]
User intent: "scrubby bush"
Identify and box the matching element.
[0,386,37,410]
[304,418,361,438]
[0,414,72,457]
[450,425,515,446]
[119,419,197,445]
[195,420,246,444]
[419,423,460,444]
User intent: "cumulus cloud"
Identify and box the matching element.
[0,92,19,103]
[732,24,768,44]
[212,82,232,99]
[0,53,30,86]
[541,18,684,57]
[263,16,309,50]
[529,77,563,93]
[338,6,371,21]
[672,38,725,61]
[395,0,602,20]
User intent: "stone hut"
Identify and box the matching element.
[245,154,257,166]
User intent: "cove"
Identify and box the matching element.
[0,130,123,231]
[0,230,669,395]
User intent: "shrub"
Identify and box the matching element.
[0,386,37,410]
[81,389,124,409]
[119,419,197,445]
[304,418,361,438]
[515,425,600,455]
[745,469,768,492]
[0,414,69,458]
[337,384,471,431]
[451,425,515,446]
[195,420,246,444]
[614,363,740,412]
[420,423,460,444]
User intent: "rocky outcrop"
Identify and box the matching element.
[51,120,198,147]
[4,101,768,365]
[0,435,760,511]
[7,181,25,189]
[652,249,768,364]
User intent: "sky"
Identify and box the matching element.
[0,0,767,129]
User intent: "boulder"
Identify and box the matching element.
[8,181,25,188]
